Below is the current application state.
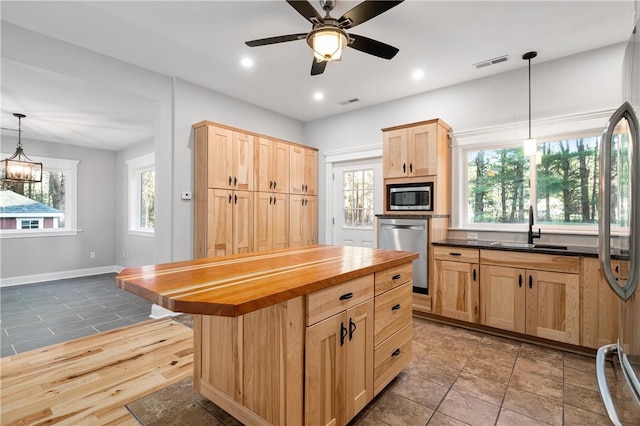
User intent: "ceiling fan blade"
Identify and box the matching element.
[339,0,404,29]
[348,34,399,59]
[286,0,323,24]
[311,59,327,76]
[246,33,307,47]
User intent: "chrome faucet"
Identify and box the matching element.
[528,205,541,245]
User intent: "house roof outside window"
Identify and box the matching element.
[0,189,63,218]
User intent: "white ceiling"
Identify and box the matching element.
[0,0,637,150]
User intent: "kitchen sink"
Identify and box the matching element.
[489,241,568,250]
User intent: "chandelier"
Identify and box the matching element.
[1,113,42,183]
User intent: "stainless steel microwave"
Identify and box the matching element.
[388,183,433,211]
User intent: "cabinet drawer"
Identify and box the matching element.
[480,250,580,274]
[433,246,479,263]
[375,262,413,295]
[374,322,412,394]
[374,282,412,346]
[306,274,374,326]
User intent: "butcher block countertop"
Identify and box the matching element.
[116,245,418,317]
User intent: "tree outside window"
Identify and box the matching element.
[343,169,374,228]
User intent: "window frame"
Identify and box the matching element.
[451,109,615,235]
[0,155,79,239]
[127,153,155,237]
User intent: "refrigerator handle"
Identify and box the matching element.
[599,101,640,301]
[596,344,624,426]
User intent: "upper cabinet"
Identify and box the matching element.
[290,145,317,195]
[206,125,254,191]
[255,137,289,193]
[382,120,450,179]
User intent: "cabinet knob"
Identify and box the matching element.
[402,163,406,173]
[349,317,357,341]
[274,181,277,189]
[233,177,237,186]
[473,268,477,282]
[449,252,462,257]
[340,322,348,346]
[228,194,232,204]
[270,180,273,189]
[392,348,401,357]
[234,194,238,204]
[529,275,533,289]
[269,196,273,204]
[391,303,401,311]
[519,274,523,288]
[228,176,232,186]
[339,292,354,301]
[409,163,413,173]
[392,274,402,280]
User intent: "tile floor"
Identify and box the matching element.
[127,317,640,426]
[0,273,153,357]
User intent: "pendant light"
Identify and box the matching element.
[523,51,538,157]
[1,113,43,183]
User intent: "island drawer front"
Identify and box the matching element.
[480,250,580,274]
[306,274,374,326]
[374,321,412,394]
[374,262,413,295]
[374,282,412,346]
[433,246,479,263]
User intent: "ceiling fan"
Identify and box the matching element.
[245,0,404,76]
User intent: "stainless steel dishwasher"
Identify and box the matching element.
[378,218,428,294]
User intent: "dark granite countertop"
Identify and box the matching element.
[432,239,630,260]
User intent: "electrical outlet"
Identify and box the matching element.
[467,232,478,240]
[90,251,96,258]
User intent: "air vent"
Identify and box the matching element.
[339,98,360,106]
[473,54,510,69]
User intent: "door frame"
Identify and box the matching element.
[324,144,382,245]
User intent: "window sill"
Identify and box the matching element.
[128,229,155,238]
[0,229,80,239]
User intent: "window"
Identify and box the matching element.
[343,169,374,228]
[127,153,155,236]
[1,156,78,237]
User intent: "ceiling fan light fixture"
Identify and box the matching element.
[307,26,348,62]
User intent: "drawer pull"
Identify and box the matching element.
[392,348,401,357]
[529,275,533,289]
[449,252,462,257]
[391,303,401,311]
[392,274,402,280]
[519,274,523,288]
[339,292,354,301]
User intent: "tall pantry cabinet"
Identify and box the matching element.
[193,121,318,259]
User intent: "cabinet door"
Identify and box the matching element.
[582,258,622,349]
[272,141,290,194]
[271,193,289,250]
[480,265,525,333]
[207,189,233,257]
[344,300,374,423]
[232,131,254,191]
[304,148,318,195]
[255,138,272,192]
[407,123,436,177]
[383,129,407,178]
[207,126,234,189]
[305,312,346,426]
[232,190,253,254]
[526,270,580,345]
[290,145,305,194]
[289,194,304,247]
[434,260,479,322]
[302,196,317,246]
[254,192,272,252]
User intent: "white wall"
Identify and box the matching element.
[115,139,156,268]
[304,43,626,244]
[0,137,117,279]
[171,78,305,261]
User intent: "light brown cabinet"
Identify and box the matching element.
[480,264,525,333]
[254,192,289,252]
[383,123,441,178]
[206,189,253,257]
[256,137,289,194]
[581,257,626,349]
[206,126,254,191]
[432,247,480,323]
[290,195,317,247]
[305,277,374,426]
[290,145,317,195]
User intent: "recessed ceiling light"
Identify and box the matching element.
[241,57,254,68]
[412,69,425,80]
[313,92,324,101]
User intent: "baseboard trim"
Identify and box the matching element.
[0,265,121,287]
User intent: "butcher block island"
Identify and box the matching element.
[116,245,417,426]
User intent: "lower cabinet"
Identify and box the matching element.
[305,300,374,426]
[480,265,526,333]
[432,247,480,322]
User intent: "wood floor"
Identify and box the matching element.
[0,318,193,426]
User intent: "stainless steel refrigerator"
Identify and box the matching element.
[596,18,640,425]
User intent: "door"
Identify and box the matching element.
[480,265,525,333]
[525,270,580,345]
[331,160,383,248]
[305,312,346,426]
[434,260,479,323]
